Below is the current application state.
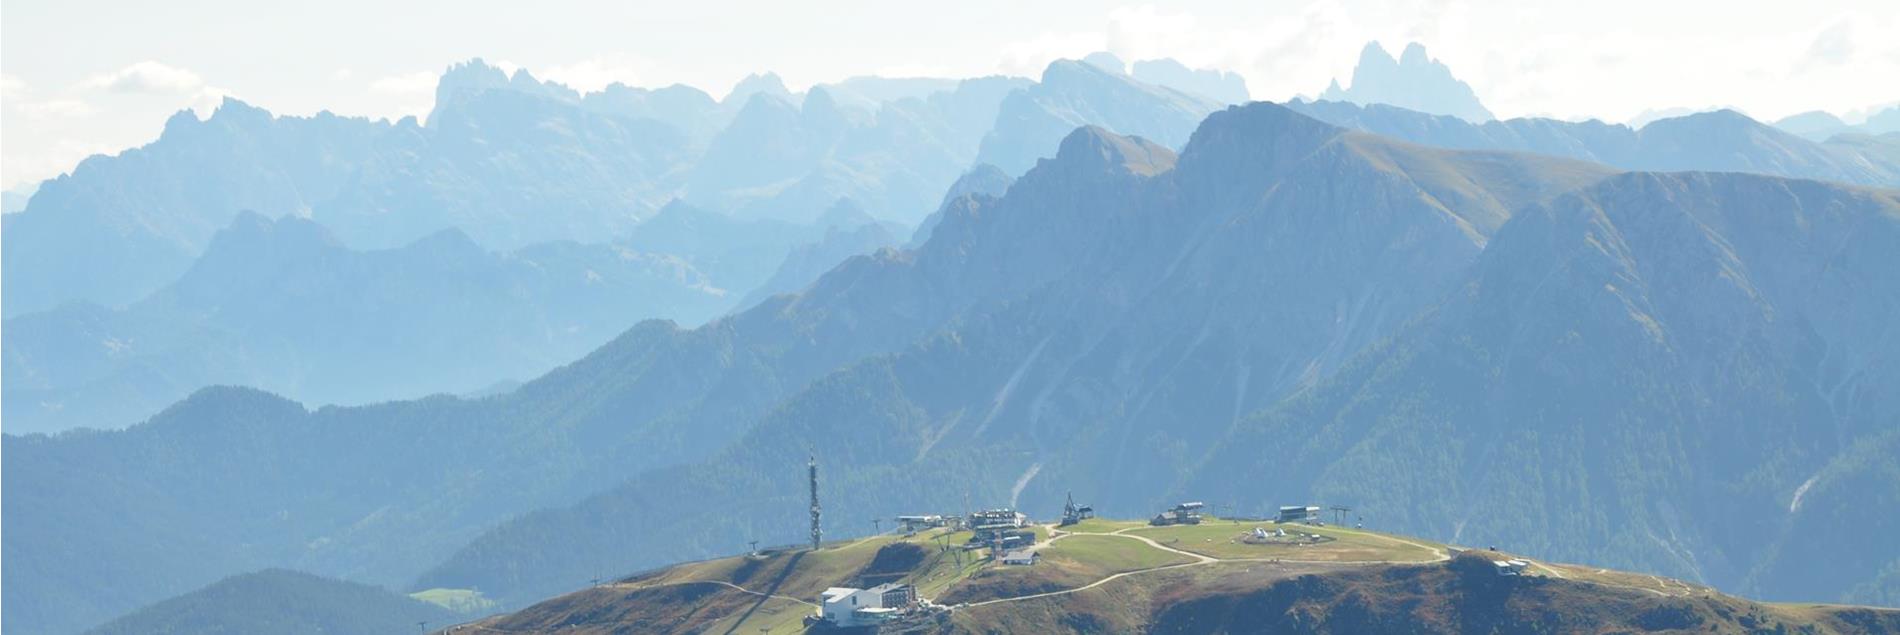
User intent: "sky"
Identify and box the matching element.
[3,0,1897,190]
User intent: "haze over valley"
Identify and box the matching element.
[4,2,1899,633]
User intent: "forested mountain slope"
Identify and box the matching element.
[1185,170,1900,603]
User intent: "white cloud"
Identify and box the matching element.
[872,63,958,79]
[16,98,99,119]
[539,55,660,93]
[1793,18,1854,69]
[2,138,116,190]
[188,86,235,117]
[994,30,1106,78]
[1804,19,1855,66]
[370,71,436,94]
[332,68,356,81]
[1,73,26,99]
[1105,5,1199,61]
[80,61,204,94]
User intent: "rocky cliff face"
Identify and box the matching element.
[1318,42,1494,123]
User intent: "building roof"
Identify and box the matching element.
[1002,548,1038,558]
[821,587,858,602]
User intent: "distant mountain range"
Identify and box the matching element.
[9,46,1900,635]
[1,61,1023,318]
[1773,105,1900,141]
[734,200,902,311]
[1318,42,1493,123]
[0,57,1252,440]
[1,197,899,434]
[1,213,717,434]
[976,60,1221,176]
[1080,51,1251,104]
[1,183,34,214]
[1286,100,1900,187]
[81,569,455,635]
[13,101,1899,635]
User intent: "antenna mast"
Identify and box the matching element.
[809,453,823,550]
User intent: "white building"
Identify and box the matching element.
[819,583,917,627]
[1277,505,1321,523]
[1495,559,1530,576]
[896,515,947,532]
[968,509,1028,530]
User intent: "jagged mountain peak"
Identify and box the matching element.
[815,197,876,230]
[722,90,802,131]
[1322,41,1493,123]
[942,164,1013,205]
[975,58,1219,176]
[160,107,203,136]
[799,85,853,131]
[183,213,345,283]
[1130,58,1251,104]
[209,96,271,124]
[1358,41,1399,68]
[726,72,792,106]
[1051,125,1177,177]
[507,67,542,88]
[739,88,799,112]
[802,84,838,111]
[435,58,513,103]
[1082,51,1129,75]
[205,210,338,251]
[429,58,583,122]
[1398,41,1431,65]
[1040,58,1118,87]
[1178,102,1345,171]
[911,164,1016,246]
[159,97,272,138]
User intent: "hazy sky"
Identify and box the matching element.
[3,0,1896,189]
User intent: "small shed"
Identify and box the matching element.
[1000,549,1040,566]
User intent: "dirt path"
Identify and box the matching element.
[1107,526,1218,563]
[965,525,1458,611]
[963,557,1206,607]
[615,579,819,608]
